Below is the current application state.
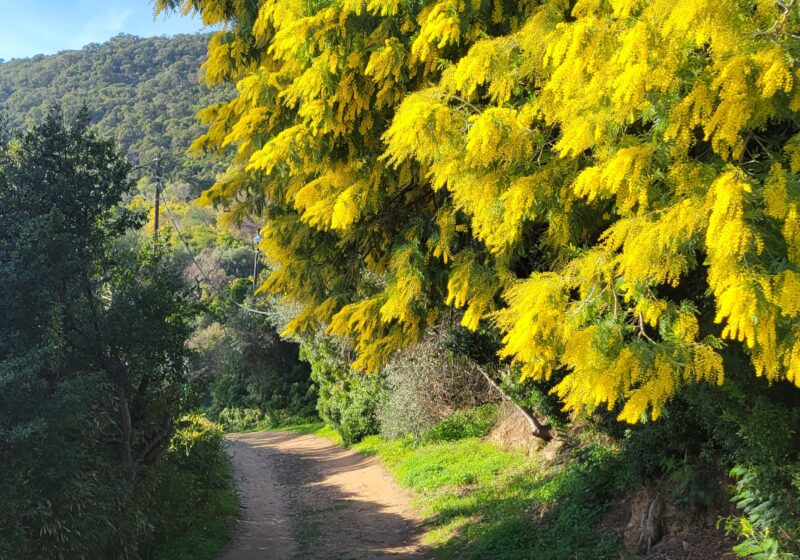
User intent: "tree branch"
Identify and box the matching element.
[475,364,554,442]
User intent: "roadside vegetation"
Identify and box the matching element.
[151,417,238,560]
[0,110,236,559]
[4,0,800,557]
[287,406,623,560]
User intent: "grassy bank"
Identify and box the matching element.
[286,407,626,560]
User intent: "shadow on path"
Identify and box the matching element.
[220,431,429,560]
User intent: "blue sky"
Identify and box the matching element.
[0,1,206,60]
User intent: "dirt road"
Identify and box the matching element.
[219,431,429,560]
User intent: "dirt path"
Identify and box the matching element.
[220,431,429,560]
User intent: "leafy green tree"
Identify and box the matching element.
[0,108,197,558]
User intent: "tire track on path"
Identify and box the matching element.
[220,431,429,560]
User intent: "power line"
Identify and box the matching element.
[134,151,272,318]
[160,199,272,317]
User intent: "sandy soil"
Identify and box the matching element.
[219,431,429,560]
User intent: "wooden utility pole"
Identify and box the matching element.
[153,157,162,255]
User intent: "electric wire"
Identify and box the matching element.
[161,200,272,317]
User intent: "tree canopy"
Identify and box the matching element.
[156,0,800,424]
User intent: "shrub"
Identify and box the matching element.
[379,331,495,440]
[423,404,499,443]
[335,377,385,445]
[216,406,317,432]
[217,407,266,432]
[0,369,126,559]
[143,414,233,555]
[613,367,800,559]
[301,335,384,445]
[0,378,233,560]
[723,397,800,559]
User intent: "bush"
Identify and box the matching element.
[723,396,800,559]
[216,406,317,432]
[0,368,127,559]
[379,331,494,440]
[0,378,233,560]
[217,407,266,432]
[443,324,568,430]
[143,414,233,556]
[336,377,384,445]
[301,335,384,445]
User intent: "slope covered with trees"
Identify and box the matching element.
[0,33,228,189]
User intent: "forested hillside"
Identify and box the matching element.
[0,33,228,188]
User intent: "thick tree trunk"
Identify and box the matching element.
[475,365,554,442]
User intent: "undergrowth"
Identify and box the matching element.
[216,406,318,433]
[150,416,239,560]
[286,405,624,559]
[151,479,238,560]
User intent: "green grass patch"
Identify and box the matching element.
[291,408,626,560]
[151,465,239,560]
[284,421,342,442]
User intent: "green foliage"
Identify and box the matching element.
[0,369,123,558]
[151,485,237,560]
[146,415,236,560]
[0,33,230,192]
[301,336,384,446]
[612,370,800,557]
[216,407,266,432]
[158,201,317,430]
[423,404,498,444]
[723,397,800,559]
[204,306,316,424]
[378,332,493,440]
[0,109,229,559]
[216,406,316,433]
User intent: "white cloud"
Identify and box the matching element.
[76,5,134,45]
